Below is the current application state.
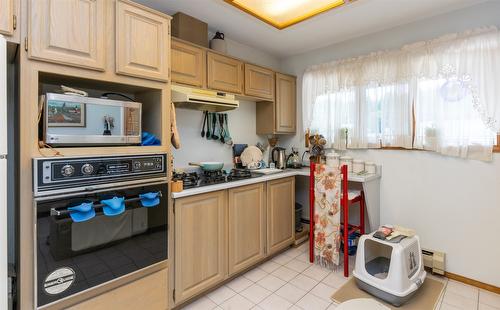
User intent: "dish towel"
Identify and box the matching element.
[314,164,341,270]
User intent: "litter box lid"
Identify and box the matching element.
[336,298,389,310]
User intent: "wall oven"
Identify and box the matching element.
[33,154,168,308]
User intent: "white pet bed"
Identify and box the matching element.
[352,232,427,306]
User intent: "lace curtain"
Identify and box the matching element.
[303,27,500,160]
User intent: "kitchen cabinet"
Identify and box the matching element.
[256,73,297,134]
[228,183,266,275]
[28,0,107,71]
[171,38,206,87]
[68,269,168,310]
[207,51,244,94]
[275,73,297,133]
[267,177,295,255]
[244,64,275,101]
[116,0,170,82]
[174,190,227,303]
[0,0,15,36]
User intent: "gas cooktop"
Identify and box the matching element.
[173,169,262,189]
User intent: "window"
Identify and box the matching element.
[303,27,500,161]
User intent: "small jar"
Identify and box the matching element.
[353,160,365,174]
[326,152,340,168]
[339,156,353,172]
[365,161,376,174]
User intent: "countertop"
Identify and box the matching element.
[172,167,381,199]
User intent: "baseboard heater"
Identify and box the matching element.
[422,248,445,275]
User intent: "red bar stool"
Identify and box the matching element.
[340,164,365,277]
[309,163,366,278]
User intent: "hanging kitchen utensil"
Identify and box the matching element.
[211,112,219,140]
[171,102,181,149]
[201,111,207,138]
[223,113,233,145]
[206,112,212,140]
[219,114,225,143]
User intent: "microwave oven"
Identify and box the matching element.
[43,93,142,146]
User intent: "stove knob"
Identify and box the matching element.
[61,165,75,177]
[81,164,94,175]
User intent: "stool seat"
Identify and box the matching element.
[341,190,362,201]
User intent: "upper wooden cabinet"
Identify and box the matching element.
[171,38,206,88]
[0,0,15,36]
[28,0,106,71]
[228,183,266,276]
[207,51,244,94]
[174,190,227,303]
[244,64,275,101]
[267,177,295,255]
[115,0,170,82]
[275,73,297,133]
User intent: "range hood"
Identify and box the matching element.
[171,85,239,112]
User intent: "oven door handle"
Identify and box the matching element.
[50,191,163,216]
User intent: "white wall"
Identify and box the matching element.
[279,1,500,286]
[172,33,281,170]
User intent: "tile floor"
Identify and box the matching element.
[181,242,500,310]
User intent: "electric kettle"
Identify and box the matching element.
[272,147,287,169]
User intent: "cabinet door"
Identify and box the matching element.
[171,39,206,88]
[175,191,227,303]
[228,183,266,275]
[267,177,295,255]
[207,52,244,94]
[28,0,106,70]
[244,64,274,100]
[275,73,296,133]
[68,269,168,310]
[0,0,14,36]
[116,0,170,82]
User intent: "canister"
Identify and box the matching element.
[365,161,376,174]
[340,156,353,172]
[326,151,340,168]
[353,159,365,174]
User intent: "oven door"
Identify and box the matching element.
[35,182,167,307]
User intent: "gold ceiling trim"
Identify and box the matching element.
[224,0,346,30]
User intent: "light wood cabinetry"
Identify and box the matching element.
[207,51,244,94]
[244,64,275,101]
[275,73,297,133]
[116,0,170,81]
[175,191,227,303]
[0,0,15,36]
[68,269,168,310]
[228,183,266,276]
[171,38,206,87]
[267,177,295,254]
[28,0,107,70]
[256,73,297,135]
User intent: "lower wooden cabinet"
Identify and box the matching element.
[174,190,227,303]
[68,269,168,310]
[267,177,295,254]
[228,183,266,275]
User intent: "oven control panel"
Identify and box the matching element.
[34,154,167,196]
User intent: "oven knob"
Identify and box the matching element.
[61,165,75,177]
[81,164,94,175]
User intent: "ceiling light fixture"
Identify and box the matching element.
[224,0,346,30]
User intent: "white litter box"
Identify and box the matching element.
[352,232,427,306]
